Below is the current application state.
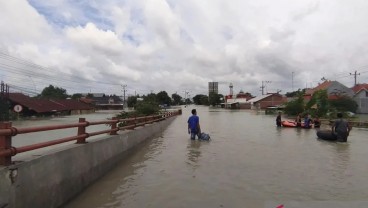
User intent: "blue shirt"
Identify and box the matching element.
[188,115,199,133]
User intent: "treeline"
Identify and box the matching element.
[36,85,226,107]
[284,89,358,118]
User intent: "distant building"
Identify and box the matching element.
[304,80,354,101]
[246,93,286,110]
[351,84,368,114]
[8,93,94,117]
[223,90,254,109]
[208,82,218,95]
[80,94,124,110]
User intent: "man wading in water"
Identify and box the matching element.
[332,112,351,142]
[187,109,201,140]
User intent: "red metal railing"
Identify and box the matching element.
[0,110,181,166]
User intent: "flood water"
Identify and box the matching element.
[11,110,121,160]
[58,106,368,208]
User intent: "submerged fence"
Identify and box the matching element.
[0,110,181,166]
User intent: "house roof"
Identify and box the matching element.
[351,84,368,93]
[305,80,333,95]
[306,80,355,98]
[50,99,94,110]
[9,93,61,113]
[247,94,273,103]
[9,93,93,113]
[226,98,248,104]
[79,98,94,104]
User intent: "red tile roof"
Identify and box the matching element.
[9,93,93,113]
[305,80,332,95]
[351,84,368,93]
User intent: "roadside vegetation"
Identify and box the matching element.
[283,89,358,119]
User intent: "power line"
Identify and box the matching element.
[0,52,122,86]
[0,51,129,95]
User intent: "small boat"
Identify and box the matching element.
[281,120,297,127]
[316,130,337,141]
[281,120,312,128]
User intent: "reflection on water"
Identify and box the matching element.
[64,106,368,208]
[186,140,202,169]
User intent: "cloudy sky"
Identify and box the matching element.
[1,0,368,98]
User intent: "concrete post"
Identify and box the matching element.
[0,122,12,166]
[76,118,86,144]
[110,117,118,135]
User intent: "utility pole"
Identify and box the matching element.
[349,70,360,86]
[0,81,10,121]
[292,71,294,92]
[121,84,127,109]
[260,81,271,95]
[185,91,189,106]
[183,90,189,106]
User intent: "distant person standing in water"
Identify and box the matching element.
[313,117,321,128]
[276,112,282,127]
[332,112,351,142]
[303,113,312,128]
[188,109,201,140]
[295,113,302,127]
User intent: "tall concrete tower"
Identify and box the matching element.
[208,82,218,95]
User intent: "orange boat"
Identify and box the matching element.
[281,120,297,127]
[281,120,312,128]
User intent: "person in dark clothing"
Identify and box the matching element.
[332,113,351,142]
[303,114,312,128]
[313,117,321,128]
[276,112,282,127]
[187,109,201,140]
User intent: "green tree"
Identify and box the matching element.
[71,93,83,99]
[143,93,157,103]
[135,101,160,115]
[284,92,304,116]
[200,95,209,105]
[156,91,172,106]
[127,96,138,108]
[208,92,223,106]
[329,96,358,113]
[185,98,192,105]
[39,85,68,99]
[171,93,183,105]
[192,94,201,105]
[305,90,328,117]
[193,94,209,105]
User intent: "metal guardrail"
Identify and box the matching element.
[0,110,181,166]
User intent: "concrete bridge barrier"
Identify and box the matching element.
[0,116,176,208]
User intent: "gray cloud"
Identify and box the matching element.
[1,0,368,98]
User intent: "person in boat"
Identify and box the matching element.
[276,112,282,127]
[313,117,321,128]
[303,113,312,128]
[188,109,201,140]
[332,112,351,142]
[295,113,302,127]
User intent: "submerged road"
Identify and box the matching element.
[63,106,368,208]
